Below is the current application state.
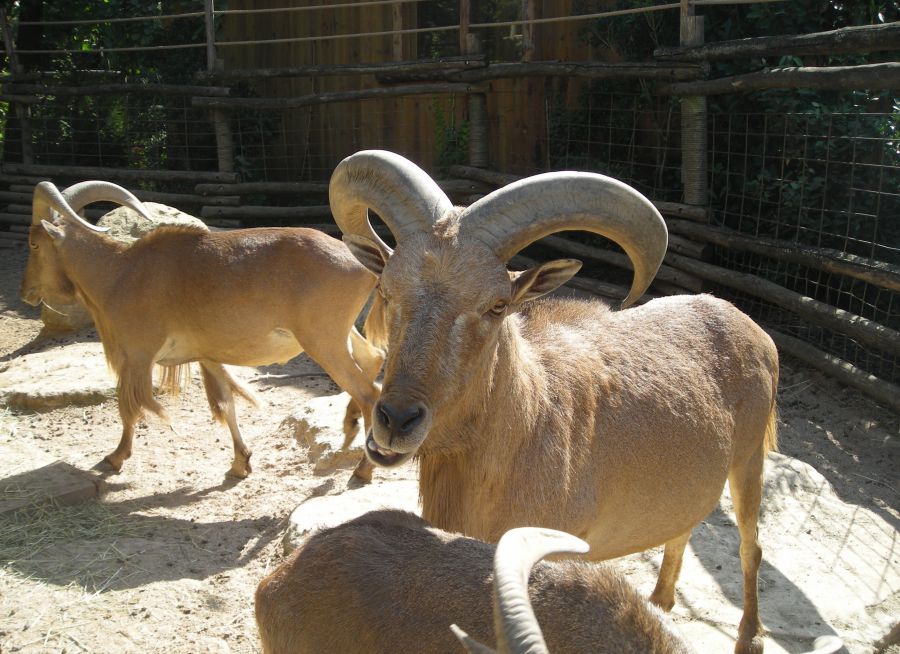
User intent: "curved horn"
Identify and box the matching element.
[62,180,154,222]
[31,181,109,233]
[458,173,668,308]
[329,150,453,250]
[492,527,590,654]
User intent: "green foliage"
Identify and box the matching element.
[433,97,469,170]
[4,1,215,178]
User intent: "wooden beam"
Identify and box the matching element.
[2,82,230,97]
[2,163,239,184]
[666,217,900,292]
[192,83,481,110]
[199,205,333,220]
[654,22,900,61]
[380,60,705,83]
[195,56,487,81]
[195,181,328,195]
[665,251,900,357]
[766,328,900,414]
[656,62,900,96]
[542,234,706,292]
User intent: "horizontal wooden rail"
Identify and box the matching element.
[766,328,900,414]
[542,235,705,293]
[195,55,487,81]
[2,163,239,184]
[199,205,333,220]
[379,60,705,83]
[666,218,900,292]
[664,251,900,358]
[654,22,900,61]
[196,181,328,196]
[1,82,230,97]
[656,62,900,96]
[192,83,481,110]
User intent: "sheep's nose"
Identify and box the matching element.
[375,399,426,436]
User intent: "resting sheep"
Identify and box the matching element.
[254,509,692,654]
[20,180,384,478]
[329,150,780,653]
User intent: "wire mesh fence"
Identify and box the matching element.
[542,84,899,386]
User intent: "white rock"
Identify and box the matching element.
[282,479,420,555]
[279,393,364,475]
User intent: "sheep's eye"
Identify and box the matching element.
[29,241,38,250]
[489,300,507,316]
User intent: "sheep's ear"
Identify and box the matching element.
[41,219,66,243]
[343,234,392,276]
[511,258,582,304]
[449,624,495,654]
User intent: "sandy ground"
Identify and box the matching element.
[0,241,897,654]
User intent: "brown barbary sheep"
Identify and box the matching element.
[328,150,780,653]
[254,509,693,654]
[20,180,385,478]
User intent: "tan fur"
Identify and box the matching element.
[254,509,692,654]
[21,221,385,478]
[351,216,780,654]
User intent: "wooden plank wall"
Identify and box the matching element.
[219,0,600,178]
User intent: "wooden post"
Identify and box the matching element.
[460,0,488,168]
[0,7,34,165]
[679,0,706,208]
[205,0,234,175]
[392,3,404,62]
[521,0,535,62]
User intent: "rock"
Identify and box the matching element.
[0,341,116,410]
[37,202,208,334]
[279,393,365,475]
[40,301,94,335]
[96,202,208,244]
[282,479,420,555]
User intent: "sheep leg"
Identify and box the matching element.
[729,450,766,654]
[106,360,161,471]
[105,422,135,472]
[199,361,252,478]
[304,338,380,482]
[648,530,692,611]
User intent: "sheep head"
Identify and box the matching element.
[21,180,152,307]
[331,150,667,468]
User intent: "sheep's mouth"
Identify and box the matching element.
[364,433,414,468]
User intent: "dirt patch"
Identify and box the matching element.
[0,242,897,654]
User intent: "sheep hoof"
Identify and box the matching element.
[229,454,252,478]
[351,456,374,483]
[102,453,126,472]
[734,635,764,654]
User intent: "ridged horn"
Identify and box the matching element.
[31,181,109,233]
[62,180,154,222]
[329,150,452,250]
[492,527,590,654]
[458,173,668,308]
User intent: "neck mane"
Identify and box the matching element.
[419,314,546,537]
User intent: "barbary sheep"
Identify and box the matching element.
[254,509,693,654]
[329,150,780,653]
[20,180,384,478]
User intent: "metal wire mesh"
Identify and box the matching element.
[706,106,899,384]
[544,86,899,385]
